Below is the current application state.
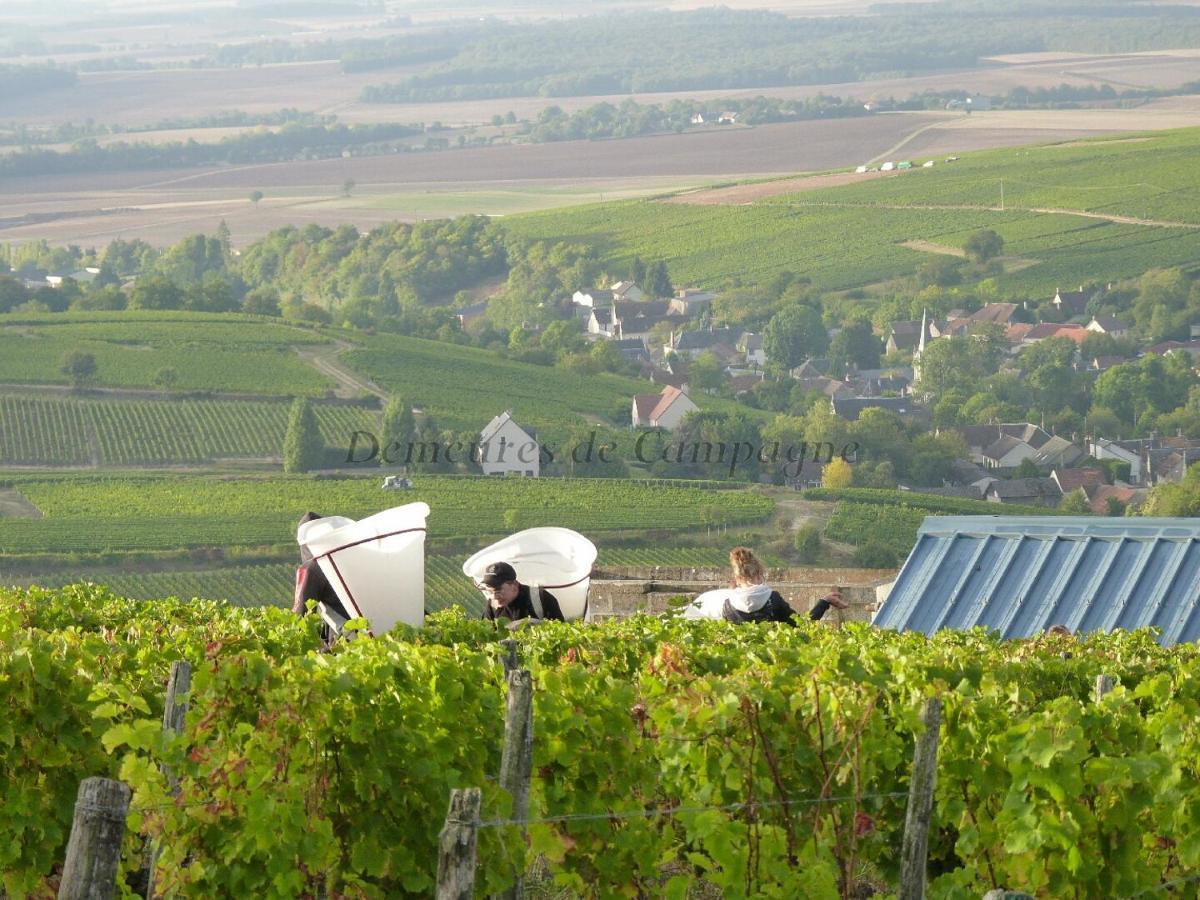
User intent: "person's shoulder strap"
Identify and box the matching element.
[530,583,545,619]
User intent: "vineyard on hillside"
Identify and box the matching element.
[0,393,377,465]
[503,128,1200,296]
[341,331,761,440]
[766,128,1200,225]
[3,584,1199,898]
[0,473,775,554]
[0,313,334,395]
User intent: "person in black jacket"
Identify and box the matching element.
[478,561,564,629]
[721,546,848,626]
[292,512,351,623]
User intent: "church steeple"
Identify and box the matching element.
[913,308,927,386]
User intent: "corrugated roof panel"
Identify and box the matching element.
[874,517,1200,645]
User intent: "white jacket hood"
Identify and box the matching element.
[727,583,772,613]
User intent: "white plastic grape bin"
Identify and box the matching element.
[462,527,597,621]
[297,502,430,634]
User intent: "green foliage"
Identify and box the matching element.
[763,303,828,372]
[1138,462,1200,517]
[282,398,325,474]
[59,350,96,388]
[811,487,1067,555]
[6,586,1200,897]
[851,538,899,568]
[357,7,1200,102]
[964,228,1004,263]
[793,522,822,563]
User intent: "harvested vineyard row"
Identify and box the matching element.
[0,393,377,465]
[3,585,1198,898]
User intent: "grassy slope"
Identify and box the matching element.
[502,128,1200,297]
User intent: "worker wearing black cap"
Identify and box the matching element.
[478,561,565,626]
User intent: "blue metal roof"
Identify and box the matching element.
[873,516,1200,645]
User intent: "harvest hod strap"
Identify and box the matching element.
[310,526,428,636]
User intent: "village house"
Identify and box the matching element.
[738,332,766,367]
[631,385,699,430]
[1050,467,1105,496]
[831,396,913,421]
[884,319,934,354]
[984,477,1061,506]
[1086,315,1129,339]
[1144,339,1200,361]
[1052,285,1100,318]
[1017,322,1090,347]
[610,281,644,303]
[959,423,1085,470]
[477,411,541,477]
[610,338,650,364]
[669,288,716,317]
[664,327,739,359]
[572,288,614,309]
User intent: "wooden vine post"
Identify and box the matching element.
[1095,673,1115,702]
[497,668,534,900]
[57,777,131,900]
[899,697,943,900]
[437,788,482,900]
[147,660,191,899]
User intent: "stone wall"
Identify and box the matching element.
[587,567,897,624]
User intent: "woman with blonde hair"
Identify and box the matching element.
[721,546,848,625]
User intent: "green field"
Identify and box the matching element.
[0,392,377,466]
[0,313,333,395]
[0,472,774,554]
[503,128,1200,297]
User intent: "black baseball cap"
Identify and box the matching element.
[481,561,517,589]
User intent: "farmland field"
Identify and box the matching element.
[0,472,775,555]
[8,104,1200,248]
[0,313,334,395]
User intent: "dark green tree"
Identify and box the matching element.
[827,318,881,373]
[645,260,673,298]
[283,397,325,473]
[380,396,416,466]
[60,350,97,389]
[964,229,1004,263]
[762,304,828,372]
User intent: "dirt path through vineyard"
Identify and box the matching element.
[0,488,42,519]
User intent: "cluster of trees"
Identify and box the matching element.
[520,95,867,143]
[923,327,1200,442]
[0,122,421,179]
[0,109,329,149]
[358,5,1200,104]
